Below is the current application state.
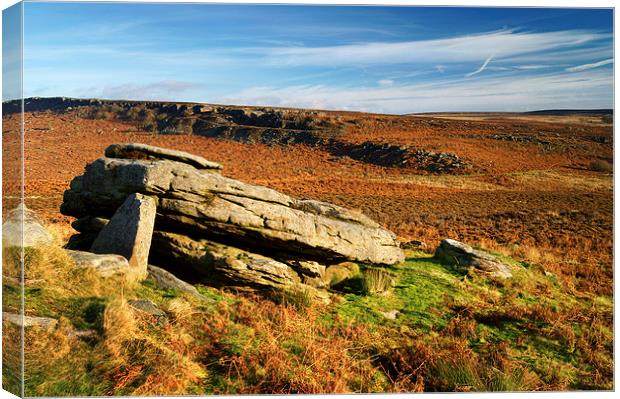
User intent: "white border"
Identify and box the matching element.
[0,1,616,399]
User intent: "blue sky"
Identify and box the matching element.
[12,2,615,113]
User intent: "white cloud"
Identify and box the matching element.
[261,29,610,67]
[513,65,553,70]
[566,58,613,72]
[215,68,612,114]
[22,25,612,114]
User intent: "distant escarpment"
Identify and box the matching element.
[6,97,472,174]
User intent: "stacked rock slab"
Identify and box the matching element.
[61,143,404,295]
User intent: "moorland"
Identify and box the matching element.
[2,98,613,394]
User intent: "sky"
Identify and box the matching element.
[5,2,615,113]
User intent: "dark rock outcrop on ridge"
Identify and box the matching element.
[5,97,472,174]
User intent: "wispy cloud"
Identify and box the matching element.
[378,79,394,86]
[260,29,610,67]
[216,68,612,114]
[513,65,554,70]
[566,58,613,72]
[466,55,494,77]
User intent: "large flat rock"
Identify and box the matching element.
[61,153,404,266]
[105,143,222,171]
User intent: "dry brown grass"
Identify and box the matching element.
[23,244,136,298]
[198,295,385,394]
[373,331,543,392]
[100,297,206,395]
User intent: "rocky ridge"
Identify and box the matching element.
[5,97,472,174]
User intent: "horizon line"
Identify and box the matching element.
[2,96,614,117]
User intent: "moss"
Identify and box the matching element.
[331,254,482,332]
[335,294,389,327]
[195,284,227,303]
[6,241,613,393]
[393,256,480,331]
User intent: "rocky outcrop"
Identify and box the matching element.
[329,142,470,173]
[62,153,403,264]
[9,97,473,174]
[61,143,404,297]
[90,193,157,280]
[2,205,54,248]
[434,239,512,278]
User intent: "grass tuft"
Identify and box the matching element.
[361,267,395,295]
[589,160,612,173]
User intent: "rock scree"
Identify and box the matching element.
[61,143,405,297]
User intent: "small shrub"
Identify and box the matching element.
[361,268,395,295]
[589,160,612,173]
